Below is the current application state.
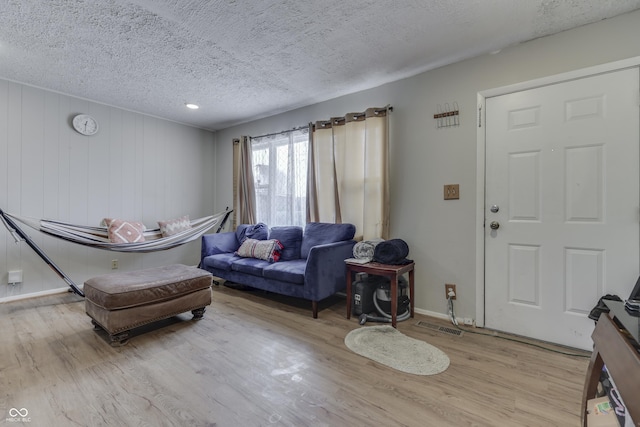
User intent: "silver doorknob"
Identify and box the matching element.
[490,204,499,213]
[490,221,500,230]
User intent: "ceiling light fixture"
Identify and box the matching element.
[185,103,199,110]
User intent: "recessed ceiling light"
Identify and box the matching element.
[185,103,199,110]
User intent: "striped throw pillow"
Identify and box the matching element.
[236,238,283,262]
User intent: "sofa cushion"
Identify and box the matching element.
[301,222,356,259]
[201,232,240,257]
[231,257,271,276]
[236,223,268,244]
[262,259,306,284]
[269,226,303,261]
[236,238,283,262]
[202,253,239,272]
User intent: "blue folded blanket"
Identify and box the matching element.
[237,222,268,243]
[373,239,412,265]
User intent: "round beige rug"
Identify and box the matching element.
[344,325,450,375]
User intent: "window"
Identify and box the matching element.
[251,129,308,227]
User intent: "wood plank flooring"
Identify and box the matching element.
[0,284,590,426]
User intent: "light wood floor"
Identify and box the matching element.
[0,284,590,427]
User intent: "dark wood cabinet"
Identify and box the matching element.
[581,301,640,426]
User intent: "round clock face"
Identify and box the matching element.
[72,114,99,136]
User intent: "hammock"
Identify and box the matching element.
[0,208,232,297]
[3,210,231,253]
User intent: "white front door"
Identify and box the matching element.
[485,68,639,350]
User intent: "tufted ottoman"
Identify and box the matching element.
[84,264,213,345]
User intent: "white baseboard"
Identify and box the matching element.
[0,286,74,304]
[414,307,449,321]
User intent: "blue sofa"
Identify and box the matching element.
[200,222,356,318]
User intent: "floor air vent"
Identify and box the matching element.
[415,321,463,336]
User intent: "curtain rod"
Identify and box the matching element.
[250,125,309,140]
[250,105,393,139]
[315,105,393,127]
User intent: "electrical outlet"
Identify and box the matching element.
[111,259,118,269]
[445,283,456,299]
[463,317,474,326]
[8,270,23,284]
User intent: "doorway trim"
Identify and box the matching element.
[475,55,640,328]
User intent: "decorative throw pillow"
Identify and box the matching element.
[158,215,191,237]
[236,238,283,262]
[104,218,146,244]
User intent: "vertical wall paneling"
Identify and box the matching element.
[157,120,167,219]
[41,91,63,291]
[134,114,144,227]
[120,113,136,220]
[87,103,112,275]
[6,83,22,296]
[142,115,155,224]
[20,86,48,292]
[108,107,123,217]
[202,130,216,221]
[0,81,8,294]
[67,98,91,283]
[87,103,111,225]
[163,122,178,218]
[0,79,215,299]
[55,95,72,289]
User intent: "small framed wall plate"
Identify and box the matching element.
[72,114,99,136]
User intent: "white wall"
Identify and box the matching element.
[213,10,640,321]
[0,81,216,299]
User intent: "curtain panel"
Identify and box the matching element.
[233,136,256,228]
[308,107,390,240]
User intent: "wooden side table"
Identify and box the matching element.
[345,260,415,328]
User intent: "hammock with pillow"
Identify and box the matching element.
[0,208,232,297]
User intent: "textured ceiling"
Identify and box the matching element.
[1,1,639,131]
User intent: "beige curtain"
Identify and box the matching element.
[308,107,390,240]
[233,136,256,228]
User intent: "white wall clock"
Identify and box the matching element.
[72,114,99,136]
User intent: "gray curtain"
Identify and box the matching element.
[233,136,256,227]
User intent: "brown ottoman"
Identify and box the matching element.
[84,264,212,345]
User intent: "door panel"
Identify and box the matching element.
[485,68,639,350]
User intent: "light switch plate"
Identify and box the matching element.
[444,184,459,200]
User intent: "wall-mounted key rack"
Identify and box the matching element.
[434,102,459,128]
